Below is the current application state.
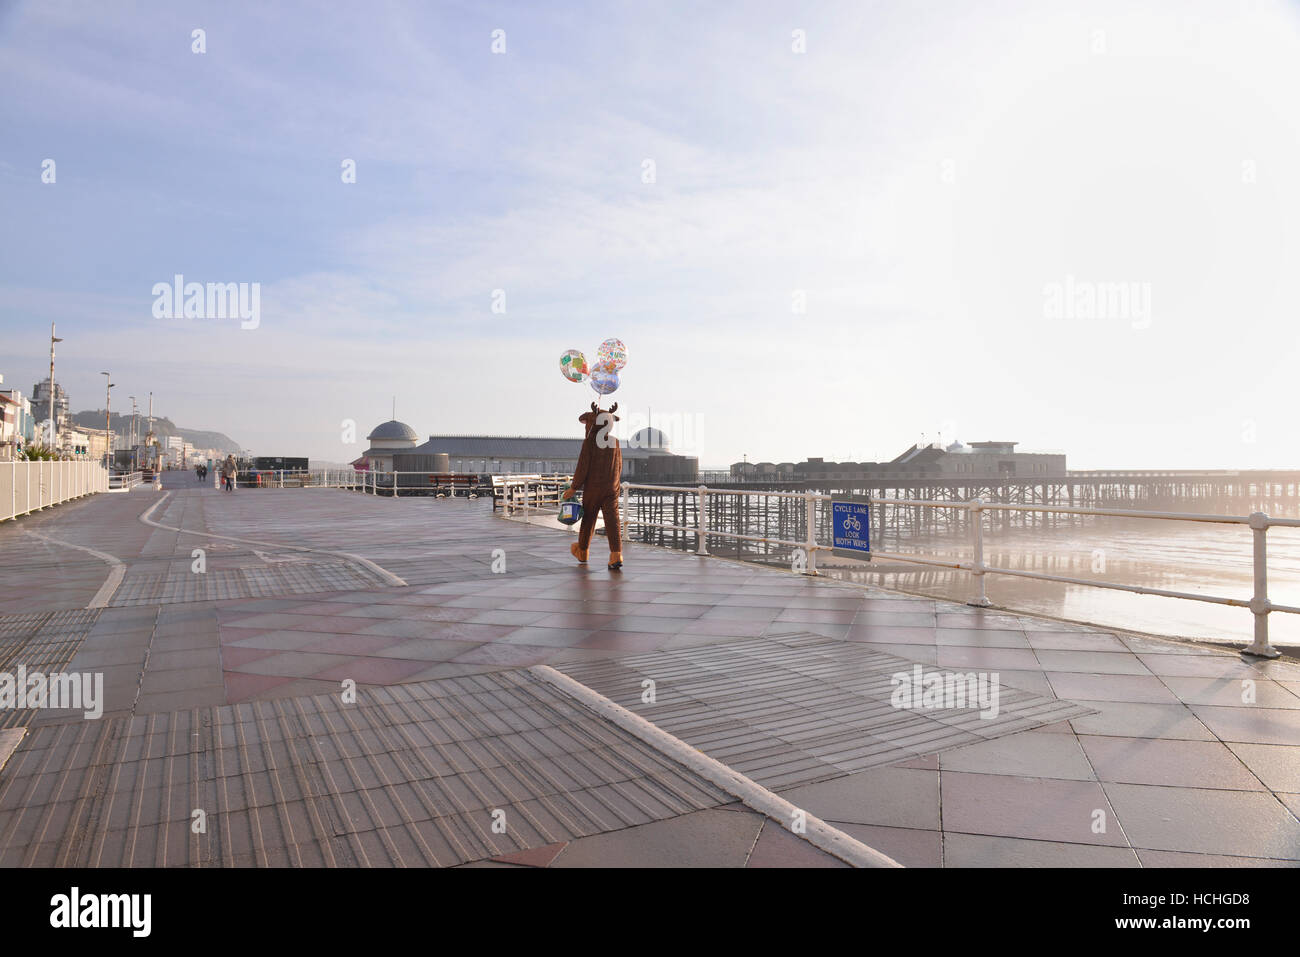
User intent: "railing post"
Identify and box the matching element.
[1244,512,1279,658]
[621,483,629,541]
[803,492,818,575]
[696,485,709,555]
[967,498,991,607]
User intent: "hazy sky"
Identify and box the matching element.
[3,0,1299,468]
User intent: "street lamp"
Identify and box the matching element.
[101,373,114,468]
[47,323,63,454]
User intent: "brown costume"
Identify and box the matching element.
[564,402,623,569]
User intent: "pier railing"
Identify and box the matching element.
[619,484,1295,659]
[1,459,109,521]
[295,469,572,499]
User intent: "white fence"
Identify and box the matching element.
[1,459,109,522]
[616,484,1295,659]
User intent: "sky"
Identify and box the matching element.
[2,0,1299,469]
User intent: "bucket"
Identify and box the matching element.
[558,500,583,525]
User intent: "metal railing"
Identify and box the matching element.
[498,476,576,516]
[276,469,570,498]
[617,484,1294,659]
[1,459,110,521]
[108,471,145,491]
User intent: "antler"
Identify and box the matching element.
[590,401,599,412]
[608,402,618,414]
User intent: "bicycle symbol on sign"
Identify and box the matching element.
[843,514,862,534]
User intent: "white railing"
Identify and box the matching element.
[108,471,145,491]
[498,476,575,515]
[245,469,570,498]
[619,484,1295,659]
[1,459,110,521]
[189,469,568,496]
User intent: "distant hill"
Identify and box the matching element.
[70,411,240,454]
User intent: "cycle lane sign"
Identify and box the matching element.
[831,497,871,560]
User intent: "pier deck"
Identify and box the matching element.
[0,472,1297,867]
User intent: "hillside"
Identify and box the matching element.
[70,411,240,454]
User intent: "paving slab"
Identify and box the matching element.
[1,481,1297,867]
[1101,783,1300,859]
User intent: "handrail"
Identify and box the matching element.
[108,470,145,491]
[616,483,1293,659]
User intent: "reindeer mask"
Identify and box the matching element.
[578,401,619,439]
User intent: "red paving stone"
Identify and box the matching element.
[222,671,300,703]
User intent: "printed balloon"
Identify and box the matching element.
[589,366,620,395]
[560,349,588,383]
[597,338,627,371]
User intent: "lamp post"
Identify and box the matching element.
[47,323,63,454]
[101,373,114,469]
[128,396,137,469]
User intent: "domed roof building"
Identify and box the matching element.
[367,420,419,444]
[629,427,669,451]
[353,416,698,485]
[355,419,419,471]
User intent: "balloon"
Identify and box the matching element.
[589,366,620,395]
[597,338,627,371]
[559,349,588,383]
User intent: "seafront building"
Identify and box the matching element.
[355,419,699,483]
[0,379,36,460]
[29,377,70,437]
[731,440,1066,482]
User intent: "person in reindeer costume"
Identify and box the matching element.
[562,401,623,570]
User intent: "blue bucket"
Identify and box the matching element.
[558,501,583,526]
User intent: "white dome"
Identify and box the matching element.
[630,427,669,451]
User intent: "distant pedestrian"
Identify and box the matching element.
[221,455,236,492]
[195,464,202,483]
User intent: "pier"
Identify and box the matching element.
[683,469,1300,533]
[0,473,1297,867]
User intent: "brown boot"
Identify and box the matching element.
[608,551,623,571]
[570,542,588,564]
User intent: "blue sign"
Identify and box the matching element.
[831,498,871,559]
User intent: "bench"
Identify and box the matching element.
[427,473,482,498]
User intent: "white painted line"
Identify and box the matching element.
[24,531,126,608]
[530,664,902,868]
[138,492,407,587]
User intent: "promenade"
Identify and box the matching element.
[0,473,1297,867]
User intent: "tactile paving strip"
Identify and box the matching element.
[108,561,392,606]
[0,669,731,867]
[0,609,103,730]
[556,632,1096,791]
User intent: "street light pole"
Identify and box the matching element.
[48,323,63,454]
[101,373,114,469]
